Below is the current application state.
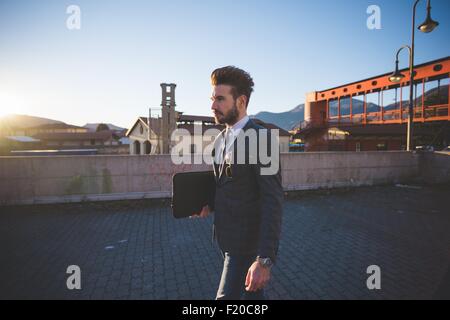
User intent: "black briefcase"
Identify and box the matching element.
[171,171,216,219]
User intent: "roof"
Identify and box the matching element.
[178,114,216,123]
[252,118,291,136]
[125,116,291,138]
[176,118,291,136]
[5,136,41,143]
[318,56,450,93]
[176,123,224,135]
[126,117,162,137]
[33,131,116,141]
[27,123,87,130]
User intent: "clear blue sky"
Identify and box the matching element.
[0,0,449,128]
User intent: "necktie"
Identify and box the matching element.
[219,129,232,176]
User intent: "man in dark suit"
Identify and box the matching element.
[192,66,283,300]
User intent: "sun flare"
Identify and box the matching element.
[0,92,26,118]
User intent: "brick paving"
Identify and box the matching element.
[0,183,449,300]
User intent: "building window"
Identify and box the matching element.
[190,144,196,154]
[90,139,95,145]
[401,83,411,119]
[424,77,449,107]
[139,124,143,134]
[329,99,338,117]
[414,81,424,109]
[352,94,365,115]
[366,91,381,112]
[340,96,351,117]
[356,142,361,152]
[381,88,398,121]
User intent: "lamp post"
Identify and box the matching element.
[388,0,439,151]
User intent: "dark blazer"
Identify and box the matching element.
[209,118,283,262]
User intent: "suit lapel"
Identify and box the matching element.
[212,119,255,183]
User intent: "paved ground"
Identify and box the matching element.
[0,183,449,300]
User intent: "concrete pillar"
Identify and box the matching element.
[304,91,317,123]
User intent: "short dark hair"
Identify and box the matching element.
[211,66,254,108]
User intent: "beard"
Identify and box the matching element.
[214,103,239,125]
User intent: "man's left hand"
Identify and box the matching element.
[245,261,271,292]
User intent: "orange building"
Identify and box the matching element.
[296,56,449,151]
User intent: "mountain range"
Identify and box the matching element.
[0,114,64,129]
[0,114,127,133]
[251,104,305,131]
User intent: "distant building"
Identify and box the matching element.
[126,113,223,155]
[127,83,179,155]
[26,123,129,154]
[295,56,449,151]
[25,123,89,135]
[126,83,291,155]
[252,119,291,153]
[0,117,130,155]
[33,131,120,148]
[0,136,41,155]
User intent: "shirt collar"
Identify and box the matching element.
[227,115,249,135]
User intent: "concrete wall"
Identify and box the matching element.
[281,151,421,191]
[1,151,448,206]
[419,151,450,185]
[0,155,209,205]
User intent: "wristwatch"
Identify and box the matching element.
[256,256,273,269]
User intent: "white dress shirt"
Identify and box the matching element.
[223,115,249,163]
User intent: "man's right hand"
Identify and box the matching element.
[190,205,210,218]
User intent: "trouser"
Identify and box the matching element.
[215,251,266,300]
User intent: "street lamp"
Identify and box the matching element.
[388,0,439,151]
[418,0,439,33]
[388,51,408,83]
